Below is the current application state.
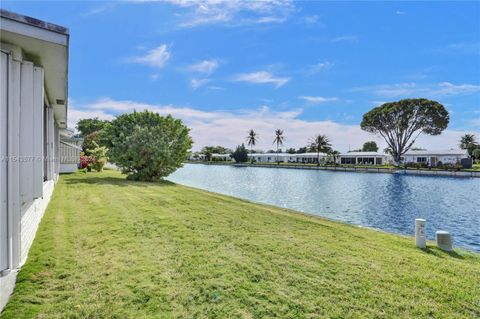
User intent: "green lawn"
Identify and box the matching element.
[2,171,479,318]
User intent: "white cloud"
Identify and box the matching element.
[130,44,171,68]
[67,100,116,130]
[186,59,219,74]
[396,10,406,15]
[435,82,480,95]
[233,71,290,87]
[369,100,389,106]
[150,73,159,81]
[190,78,210,89]
[83,3,118,16]
[352,82,480,97]
[87,97,221,119]
[445,42,480,54]
[255,16,286,24]
[299,96,339,104]
[134,0,295,27]
[207,85,225,90]
[304,15,319,24]
[467,117,480,128]
[306,61,333,74]
[84,6,108,16]
[351,82,417,97]
[331,35,359,43]
[70,97,479,152]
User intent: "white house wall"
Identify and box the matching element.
[54,122,60,180]
[403,155,463,165]
[33,67,44,198]
[19,61,35,209]
[6,52,22,271]
[0,52,8,273]
[19,180,55,266]
[0,47,60,274]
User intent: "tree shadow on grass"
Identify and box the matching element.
[63,176,175,188]
[423,246,465,260]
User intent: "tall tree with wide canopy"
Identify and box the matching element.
[309,134,332,166]
[273,129,285,163]
[361,99,449,165]
[76,118,110,137]
[105,111,192,181]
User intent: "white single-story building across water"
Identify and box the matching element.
[401,150,468,166]
[248,152,330,163]
[189,153,232,161]
[338,152,387,165]
[246,150,468,166]
[0,8,69,302]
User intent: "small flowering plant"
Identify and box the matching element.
[80,155,95,171]
[87,141,109,172]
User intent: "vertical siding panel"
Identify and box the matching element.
[54,123,59,179]
[7,57,22,269]
[19,62,34,209]
[0,52,8,272]
[32,67,44,198]
[46,108,53,180]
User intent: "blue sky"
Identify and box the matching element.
[3,0,479,151]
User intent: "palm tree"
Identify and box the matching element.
[309,134,331,166]
[459,134,478,157]
[460,134,476,149]
[273,129,285,163]
[246,129,257,163]
[328,150,340,165]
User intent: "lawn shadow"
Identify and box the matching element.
[423,246,465,260]
[63,175,175,188]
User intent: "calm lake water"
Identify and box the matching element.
[167,164,480,251]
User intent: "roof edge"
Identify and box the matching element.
[0,9,69,35]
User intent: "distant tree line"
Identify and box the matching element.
[77,98,476,175]
[220,98,456,166]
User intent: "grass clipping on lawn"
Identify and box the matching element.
[2,170,479,318]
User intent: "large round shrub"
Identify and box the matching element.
[106,111,192,181]
[232,144,249,163]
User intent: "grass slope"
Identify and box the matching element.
[2,171,479,318]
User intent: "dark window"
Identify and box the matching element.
[341,157,355,164]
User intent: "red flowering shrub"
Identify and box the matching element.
[80,155,95,169]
